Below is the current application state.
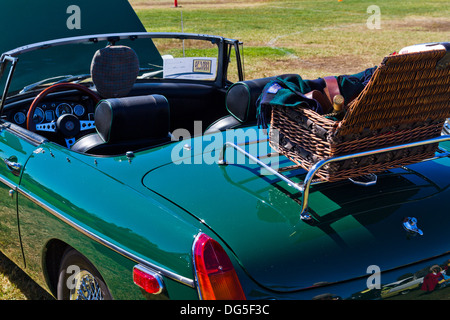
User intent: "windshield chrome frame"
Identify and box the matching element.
[0,55,18,113]
[0,32,242,115]
[2,32,229,57]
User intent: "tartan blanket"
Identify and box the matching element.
[256,67,376,129]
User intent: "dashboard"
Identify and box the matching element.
[1,91,98,147]
[5,93,96,128]
[13,101,93,126]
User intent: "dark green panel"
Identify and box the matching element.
[0,0,145,52]
[17,141,200,298]
[0,126,38,268]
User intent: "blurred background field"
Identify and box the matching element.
[131,0,450,79]
[0,0,449,300]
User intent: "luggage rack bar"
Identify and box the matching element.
[218,135,450,223]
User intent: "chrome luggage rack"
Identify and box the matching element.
[218,135,450,224]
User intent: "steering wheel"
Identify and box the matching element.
[27,83,100,147]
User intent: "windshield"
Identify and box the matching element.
[150,38,219,81]
[0,33,221,99]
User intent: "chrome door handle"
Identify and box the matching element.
[4,158,22,176]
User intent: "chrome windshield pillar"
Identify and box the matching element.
[0,55,18,115]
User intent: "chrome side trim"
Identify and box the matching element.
[0,173,17,190]
[17,187,195,288]
[2,122,47,147]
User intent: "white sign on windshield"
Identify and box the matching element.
[163,57,217,80]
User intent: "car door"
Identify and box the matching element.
[0,122,43,267]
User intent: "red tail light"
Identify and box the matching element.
[193,233,246,300]
[133,265,163,294]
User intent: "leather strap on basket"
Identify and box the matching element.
[305,90,332,113]
[323,76,340,103]
[304,76,341,114]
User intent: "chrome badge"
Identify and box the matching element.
[403,217,423,236]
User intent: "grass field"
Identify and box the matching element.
[131,0,450,79]
[0,0,449,300]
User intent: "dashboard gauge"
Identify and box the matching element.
[45,110,55,122]
[55,103,73,117]
[13,112,26,125]
[33,107,44,124]
[73,104,85,117]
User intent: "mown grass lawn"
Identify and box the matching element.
[0,0,449,300]
[0,251,52,300]
[132,0,449,79]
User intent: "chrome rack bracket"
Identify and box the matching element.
[218,135,450,224]
[218,141,305,194]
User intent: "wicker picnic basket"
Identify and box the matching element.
[269,48,450,182]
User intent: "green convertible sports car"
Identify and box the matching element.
[0,0,449,301]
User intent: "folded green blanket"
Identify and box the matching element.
[256,67,377,129]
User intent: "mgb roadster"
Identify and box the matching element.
[0,0,449,300]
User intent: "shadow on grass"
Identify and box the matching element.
[0,251,54,300]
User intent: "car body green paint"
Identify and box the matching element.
[0,0,448,301]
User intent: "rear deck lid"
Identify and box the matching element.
[143,139,450,292]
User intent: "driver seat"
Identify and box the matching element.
[71,95,171,155]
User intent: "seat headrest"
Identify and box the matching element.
[225,77,277,123]
[94,95,170,143]
[91,45,140,98]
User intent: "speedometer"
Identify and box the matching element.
[73,104,85,117]
[33,107,44,124]
[55,103,73,117]
[13,112,26,124]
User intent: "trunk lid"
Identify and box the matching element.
[142,139,450,292]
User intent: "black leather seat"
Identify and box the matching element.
[204,76,276,134]
[71,95,170,155]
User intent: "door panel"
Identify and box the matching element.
[0,124,39,267]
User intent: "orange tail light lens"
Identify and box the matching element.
[193,233,246,300]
